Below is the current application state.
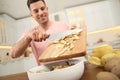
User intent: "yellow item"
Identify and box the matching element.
[113,49,120,54]
[115,53,120,58]
[101,53,116,65]
[91,52,102,58]
[87,55,102,66]
[92,44,113,58]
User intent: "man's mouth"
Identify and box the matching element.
[41,17,46,20]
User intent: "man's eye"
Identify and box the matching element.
[34,10,38,13]
[41,7,45,11]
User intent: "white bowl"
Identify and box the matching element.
[27,57,85,80]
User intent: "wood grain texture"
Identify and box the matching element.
[39,25,87,62]
[0,72,28,80]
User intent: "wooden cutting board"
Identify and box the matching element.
[39,25,87,62]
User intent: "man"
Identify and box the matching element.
[10,0,73,65]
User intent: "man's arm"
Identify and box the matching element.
[10,27,48,58]
[10,35,32,58]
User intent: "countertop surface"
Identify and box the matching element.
[0,62,104,80]
[80,62,104,80]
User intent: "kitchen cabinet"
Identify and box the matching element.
[65,0,120,32]
[0,55,36,76]
[0,14,17,45]
[0,0,120,46]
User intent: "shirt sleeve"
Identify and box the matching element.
[63,22,76,30]
[16,28,34,47]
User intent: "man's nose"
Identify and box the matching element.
[38,9,43,16]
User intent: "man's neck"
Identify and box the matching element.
[40,21,52,30]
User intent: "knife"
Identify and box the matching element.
[47,29,82,40]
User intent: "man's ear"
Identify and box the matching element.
[46,6,48,10]
[30,13,32,17]
[29,8,32,16]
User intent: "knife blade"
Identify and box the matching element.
[47,29,82,40]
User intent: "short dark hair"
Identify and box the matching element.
[27,0,46,9]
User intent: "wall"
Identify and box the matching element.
[0,0,120,76]
[65,0,120,31]
[15,17,36,40]
[109,0,120,25]
[87,26,120,47]
[0,14,18,45]
[0,0,120,44]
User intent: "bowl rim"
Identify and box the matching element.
[27,58,85,74]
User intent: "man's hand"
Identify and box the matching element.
[27,27,48,42]
[70,25,77,30]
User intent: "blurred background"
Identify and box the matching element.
[0,0,120,76]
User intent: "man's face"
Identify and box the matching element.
[30,1,48,25]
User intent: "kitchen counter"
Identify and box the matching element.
[0,62,104,80]
[80,62,104,80]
